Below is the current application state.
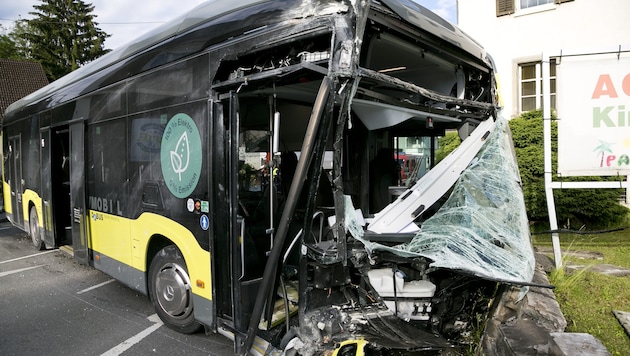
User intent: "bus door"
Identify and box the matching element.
[8,135,23,226]
[69,122,89,264]
[40,128,55,247]
[212,92,259,347]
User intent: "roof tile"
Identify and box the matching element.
[0,59,49,118]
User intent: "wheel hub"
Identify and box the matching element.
[155,263,192,319]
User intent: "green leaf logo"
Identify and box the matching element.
[160,113,202,198]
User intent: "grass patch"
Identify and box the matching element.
[532,230,630,355]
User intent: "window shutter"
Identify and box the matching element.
[496,0,514,17]
[555,0,574,4]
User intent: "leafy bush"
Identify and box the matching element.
[435,131,461,163]
[508,110,628,228]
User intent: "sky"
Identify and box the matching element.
[0,0,457,51]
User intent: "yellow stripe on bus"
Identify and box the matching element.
[22,189,43,227]
[2,181,12,215]
[89,210,212,300]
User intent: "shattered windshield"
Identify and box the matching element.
[348,117,535,284]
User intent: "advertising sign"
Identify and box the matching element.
[557,53,630,176]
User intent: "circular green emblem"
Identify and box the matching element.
[161,113,202,198]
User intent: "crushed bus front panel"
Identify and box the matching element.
[1,0,534,355]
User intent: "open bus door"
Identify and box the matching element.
[40,128,55,248]
[69,122,89,264]
[7,135,22,227]
[212,92,256,351]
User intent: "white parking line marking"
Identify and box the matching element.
[0,265,44,277]
[100,314,163,356]
[77,279,116,294]
[0,250,57,264]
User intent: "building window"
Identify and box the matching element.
[520,0,553,9]
[519,59,556,113]
[497,0,573,17]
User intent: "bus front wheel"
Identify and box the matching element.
[148,245,201,334]
[29,207,44,250]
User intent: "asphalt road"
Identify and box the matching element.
[0,218,233,356]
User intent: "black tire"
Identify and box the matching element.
[29,207,44,250]
[148,245,201,334]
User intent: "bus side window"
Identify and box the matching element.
[87,121,127,214]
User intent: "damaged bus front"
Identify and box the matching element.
[220,0,536,354]
[2,0,534,355]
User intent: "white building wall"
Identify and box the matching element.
[457,0,630,118]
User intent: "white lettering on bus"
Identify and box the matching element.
[89,196,123,215]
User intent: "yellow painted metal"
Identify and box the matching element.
[89,210,212,300]
[332,339,367,356]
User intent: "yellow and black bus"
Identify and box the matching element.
[2,0,535,354]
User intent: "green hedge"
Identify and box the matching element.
[435,111,628,228]
[508,110,628,229]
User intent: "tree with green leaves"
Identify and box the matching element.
[20,0,111,81]
[0,25,19,59]
[0,21,38,60]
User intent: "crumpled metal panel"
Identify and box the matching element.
[348,117,535,284]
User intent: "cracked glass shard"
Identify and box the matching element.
[347,117,535,284]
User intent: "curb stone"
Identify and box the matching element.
[482,253,610,355]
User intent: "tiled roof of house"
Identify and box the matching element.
[0,59,48,119]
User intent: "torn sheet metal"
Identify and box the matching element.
[349,117,535,284]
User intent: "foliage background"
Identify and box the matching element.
[508,110,628,229]
[436,111,629,228]
[0,0,110,81]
